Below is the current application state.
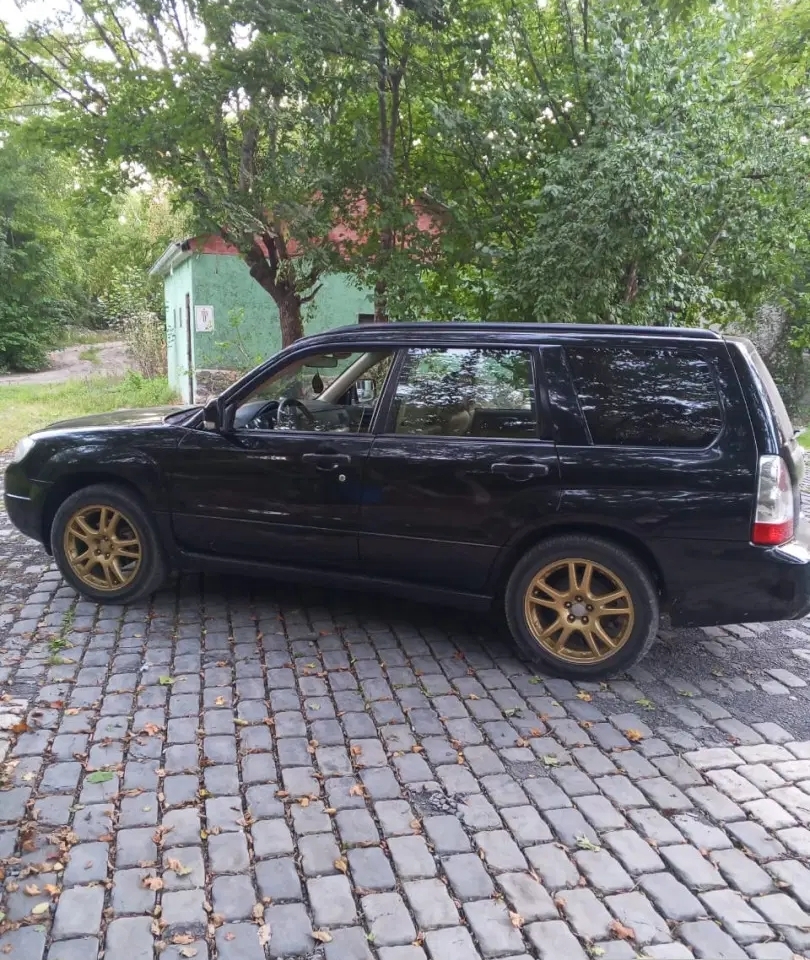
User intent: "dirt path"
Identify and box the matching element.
[0,340,131,386]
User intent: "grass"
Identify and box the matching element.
[78,345,101,364]
[56,326,120,348]
[0,373,178,451]
[797,427,810,450]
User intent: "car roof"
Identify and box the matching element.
[300,321,721,348]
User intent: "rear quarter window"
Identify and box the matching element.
[566,346,723,448]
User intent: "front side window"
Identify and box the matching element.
[566,346,723,448]
[234,350,393,433]
[391,348,537,438]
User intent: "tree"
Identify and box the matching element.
[430,2,810,329]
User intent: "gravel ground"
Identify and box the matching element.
[0,342,130,387]
[0,457,809,959]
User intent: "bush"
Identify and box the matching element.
[115,310,167,379]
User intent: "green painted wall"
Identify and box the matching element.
[189,253,374,371]
[162,250,374,401]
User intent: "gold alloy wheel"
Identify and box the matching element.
[524,558,635,664]
[63,505,142,592]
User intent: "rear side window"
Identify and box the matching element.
[566,346,723,448]
[730,337,794,446]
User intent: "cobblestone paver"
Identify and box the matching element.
[1,461,810,959]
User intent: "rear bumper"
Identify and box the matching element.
[4,463,48,545]
[667,520,810,627]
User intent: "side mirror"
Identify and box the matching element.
[203,398,222,431]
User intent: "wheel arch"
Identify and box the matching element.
[489,522,668,604]
[41,473,147,550]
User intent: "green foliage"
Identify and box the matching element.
[431,3,810,327]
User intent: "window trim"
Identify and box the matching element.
[562,344,726,452]
[375,345,544,442]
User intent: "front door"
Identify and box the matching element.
[170,347,394,567]
[359,346,561,591]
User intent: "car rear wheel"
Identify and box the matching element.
[505,534,659,679]
[51,484,167,604]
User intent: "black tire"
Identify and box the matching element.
[50,483,167,604]
[504,534,659,680]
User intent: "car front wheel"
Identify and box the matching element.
[505,534,660,679]
[51,484,167,604]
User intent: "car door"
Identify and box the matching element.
[359,344,562,591]
[169,347,393,568]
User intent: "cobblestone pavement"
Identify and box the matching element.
[2,464,810,959]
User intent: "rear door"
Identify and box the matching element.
[358,344,562,591]
[543,338,759,624]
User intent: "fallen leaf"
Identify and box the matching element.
[141,876,164,891]
[65,708,80,716]
[166,859,193,877]
[86,771,114,784]
[11,721,28,734]
[23,884,40,896]
[224,931,235,941]
[171,934,195,945]
[576,836,601,851]
[576,691,592,702]
[252,902,264,922]
[508,911,524,929]
[542,755,560,767]
[411,745,424,753]
[634,697,655,710]
[215,696,226,707]
[258,924,271,946]
[31,902,50,916]
[142,723,161,737]
[298,797,310,808]
[624,729,644,743]
[467,693,479,700]
[609,918,635,941]
[349,785,365,797]
[43,884,60,896]
[158,676,176,686]
[334,858,349,874]
[180,949,197,958]
[312,930,333,943]
[529,728,544,737]
[350,745,363,756]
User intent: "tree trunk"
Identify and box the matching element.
[244,237,305,347]
[278,295,304,347]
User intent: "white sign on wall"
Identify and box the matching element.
[195,305,215,332]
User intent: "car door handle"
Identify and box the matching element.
[491,460,550,480]
[302,452,351,471]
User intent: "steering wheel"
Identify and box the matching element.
[276,396,316,429]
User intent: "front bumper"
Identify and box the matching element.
[3,462,49,545]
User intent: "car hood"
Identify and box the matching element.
[38,406,198,433]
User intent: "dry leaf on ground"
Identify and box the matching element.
[609,919,636,941]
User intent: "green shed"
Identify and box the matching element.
[149,235,375,403]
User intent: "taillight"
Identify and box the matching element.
[752,455,794,546]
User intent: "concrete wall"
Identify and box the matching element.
[163,259,193,402]
[163,250,375,401]
[190,253,375,372]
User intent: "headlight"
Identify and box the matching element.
[11,437,34,463]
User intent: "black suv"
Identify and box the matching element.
[5,323,809,679]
